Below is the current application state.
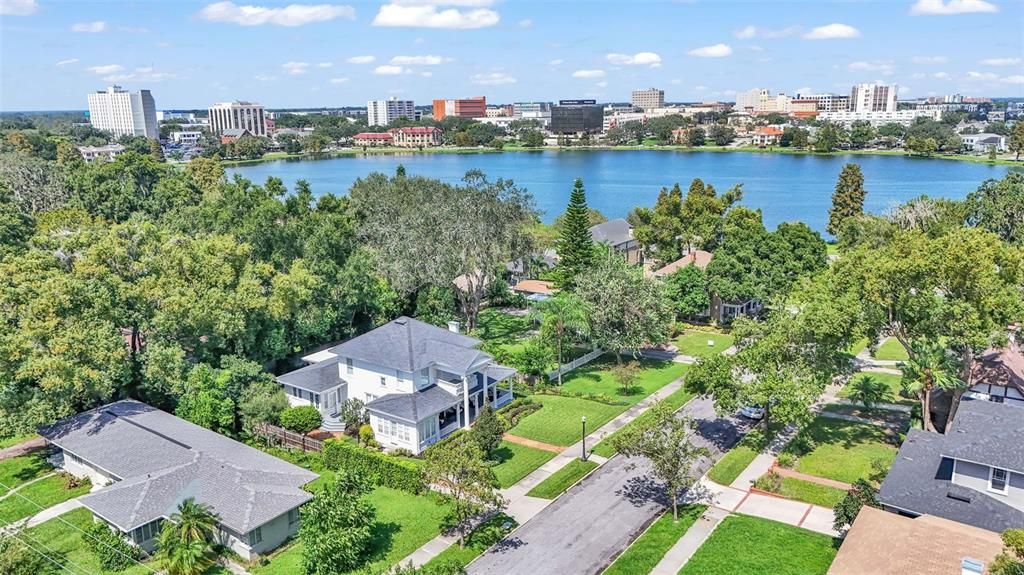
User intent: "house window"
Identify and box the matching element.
[288,509,300,525]
[131,519,163,544]
[376,418,388,436]
[365,393,377,403]
[346,358,353,375]
[313,394,320,408]
[248,527,262,546]
[290,386,301,398]
[380,376,387,387]
[990,468,1009,493]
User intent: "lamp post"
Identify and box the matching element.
[581,416,587,461]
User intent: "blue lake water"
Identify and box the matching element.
[228,150,1010,234]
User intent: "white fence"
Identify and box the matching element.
[547,347,604,381]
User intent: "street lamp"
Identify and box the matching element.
[581,416,587,461]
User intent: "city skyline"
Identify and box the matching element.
[0,0,1022,111]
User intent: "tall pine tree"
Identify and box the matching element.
[827,163,866,237]
[556,178,595,288]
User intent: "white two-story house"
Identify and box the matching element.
[276,316,516,454]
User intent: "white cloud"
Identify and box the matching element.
[390,55,451,65]
[687,43,732,57]
[71,21,107,33]
[374,64,411,75]
[911,72,926,79]
[346,55,376,64]
[0,0,38,16]
[967,70,998,80]
[694,84,707,91]
[329,77,349,84]
[419,71,432,77]
[548,59,563,66]
[606,52,662,67]
[372,3,499,29]
[912,55,948,64]
[804,23,860,39]
[104,68,181,83]
[733,24,799,39]
[980,57,1021,66]
[910,0,998,15]
[281,61,310,74]
[56,58,79,67]
[254,74,277,81]
[317,62,333,68]
[848,60,895,75]
[572,69,605,78]
[932,71,951,79]
[198,1,355,26]
[471,72,516,85]
[670,79,682,85]
[518,18,532,28]
[595,81,608,88]
[1000,75,1024,84]
[87,64,125,75]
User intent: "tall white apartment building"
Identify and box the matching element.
[850,83,897,113]
[367,97,416,127]
[794,93,850,113]
[208,101,267,137]
[87,86,158,139]
[631,88,665,111]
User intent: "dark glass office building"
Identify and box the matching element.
[550,99,603,134]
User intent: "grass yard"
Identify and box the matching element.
[422,513,517,572]
[473,308,532,345]
[0,453,53,491]
[525,458,598,499]
[673,331,735,358]
[252,487,452,575]
[777,476,848,508]
[872,337,909,361]
[507,395,626,447]
[784,417,898,484]
[678,514,838,575]
[0,474,91,523]
[22,508,161,575]
[591,387,695,458]
[845,337,869,357]
[560,356,688,405]
[490,441,557,488]
[0,433,37,450]
[706,431,770,486]
[604,506,706,575]
[838,371,915,406]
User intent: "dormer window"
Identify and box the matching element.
[990,467,1009,494]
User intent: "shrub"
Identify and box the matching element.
[833,478,879,532]
[279,406,322,434]
[786,433,817,457]
[321,439,424,493]
[776,453,797,469]
[58,470,88,489]
[422,429,469,459]
[358,423,375,447]
[83,521,139,572]
[496,398,542,428]
[472,405,504,457]
[339,399,367,435]
[753,471,782,493]
[390,448,415,458]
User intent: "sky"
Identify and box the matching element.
[0,0,1022,111]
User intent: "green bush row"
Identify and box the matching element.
[496,397,542,428]
[321,439,424,494]
[532,386,626,406]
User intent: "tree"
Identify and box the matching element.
[301,472,376,575]
[280,405,323,434]
[631,183,686,262]
[238,378,289,433]
[832,478,879,532]
[848,120,875,149]
[814,121,846,153]
[521,129,544,148]
[574,249,673,362]
[555,178,596,289]
[175,364,236,433]
[0,533,61,575]
[686,127,706,147]
[664,264,710,318]
[845,376,892,408]
[901,339,962,432]
[149,138,165,161]
[471,404,504,458]
[966,173,1024,246]
[85,520,140,572]
[183,157,225,196]
[678,178,742,251]
[1010,120,1024,161]
[827,163,867,236]
[513,336,554,381]
[991,529,1024,575]
[707,124,735,146]
[534,293,591,385]
[424,434,506,548]
[611,401,709,521]
[157,499,219,575]
[906,135,938,156]
[338,398,367,434]
[611,360,641,395]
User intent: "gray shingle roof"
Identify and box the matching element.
[941,399,1024,474]
[879,424,1024,533]
[589,219,633,247]
[327,316,488,374]
[39,400,317,533]
[277,357,344,393]
[365,385,461,423]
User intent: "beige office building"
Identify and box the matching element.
[208,101,267,137]
[631,88,665,111]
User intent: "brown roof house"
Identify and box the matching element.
[649,248,761,324]
[966,335,1024,408]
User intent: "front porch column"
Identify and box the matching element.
[462,375,470,429]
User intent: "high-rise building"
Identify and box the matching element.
[208,101,267,137]
[734,88,790,114]
[794,93,850,113]
[631,88,665,111]
[849,83,897,113]
[86,86,158,139]
[367,97,416,127]
[550,100,603,134]
[432,97,487,120]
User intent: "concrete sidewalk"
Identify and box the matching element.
[651,506,729,575]
[1,498,83,534]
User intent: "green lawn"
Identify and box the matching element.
[872,337,909,361]
[508,395,627,447]
[0,474,91,523]
[673,331,735,358]
[473,308,532,345]
[784,417,898,484]
[707,431,770,486]
[525,458,598,499]
[422,513,517,572]
[679,515,838,575]
[604,506,706,575]
[591,387,695,458]
[252,487,452,575]
[490,441,557,488]
[560,356,688,405]
[777,476,848,508]
[845,337,869,357]
[22,508,160,575]
[838,371,915,406]
[0,433,37,450]
[0,453,53,491]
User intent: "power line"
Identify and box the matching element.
[1,526,92,575]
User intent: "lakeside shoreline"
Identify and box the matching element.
[217,144,1021,167]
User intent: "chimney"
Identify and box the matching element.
[961,558,984,575]
[447,321,460,334]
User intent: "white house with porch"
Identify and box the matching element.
[277,316,516,454]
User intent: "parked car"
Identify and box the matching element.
[739,404,765,420]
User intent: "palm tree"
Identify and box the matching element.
[846,375,893,409]
[158,499,220,575]
[902,339,962,432]
[532,293,591,385]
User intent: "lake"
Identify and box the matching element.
[228,150,1010,234]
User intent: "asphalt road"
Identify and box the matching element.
[467,396,748,575]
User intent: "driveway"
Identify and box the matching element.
[467,397,749,575]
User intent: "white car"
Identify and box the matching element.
[739,405,765,420]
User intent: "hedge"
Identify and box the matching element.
[422,428,470,459]
[496,397,542,428]
[321,439,424,494]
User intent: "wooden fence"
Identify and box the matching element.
[546,347,604,381]
[253,423,323,452]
